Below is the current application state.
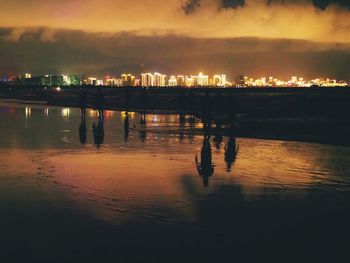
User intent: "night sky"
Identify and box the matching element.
[1,0,350,80]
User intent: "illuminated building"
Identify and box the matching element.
[213,75,222,86]
[213,74,227,86]
[177,75,185,86]
[153,72,167,87]
[88,77,97,85]
[5,72,349,88]
[134,79,141,86]
[185,77,195,87]
[195,72,209,86]
[25,73,32,79]
[60,75,81,86]
[141,73,154,87]
[106,78,118,86]
[121,74,136,86]
[168,76,177,87]
[96,80,104,86]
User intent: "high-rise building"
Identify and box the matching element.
[96,79,104,86]
[168,76,177,87]
[213,74,227,86]
[121,74,136,86]
[196,72,209,86]
[88,77,97,85]
[141,73,154,87]
[25,73,32,79]
[177,75,185,86]
[153,72,166,87]
[213,75,222,86]
[185,77,195,87]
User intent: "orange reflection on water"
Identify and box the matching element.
[1,137,343,225]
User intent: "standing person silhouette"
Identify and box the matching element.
[94,87,105,119]
[195,133,214,187]
[79,88,88,118]
[124,112,130,142]
[93,118,104,148]
[201,89,212,133]
[225,125,239,172]
[79,113,87,145]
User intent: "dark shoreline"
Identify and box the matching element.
[1,85,350,146]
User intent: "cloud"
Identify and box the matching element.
[182,0,202,14]
[0,0,350,42]
[1,27,350,80]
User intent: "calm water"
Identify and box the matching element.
[1,101,350,262]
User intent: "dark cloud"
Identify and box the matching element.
[221,0,245,8]
[313,0,350,10]
[1,27,350,81]
[265,0,350,9]
[181,0,202,14]
[181,0,245,14]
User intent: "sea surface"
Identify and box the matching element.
[1,101,350,262]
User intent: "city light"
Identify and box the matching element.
[2,72,349,88]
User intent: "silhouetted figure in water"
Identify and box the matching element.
[79,89,88,118]
[196,133,214,187]
[79,113,87,144]
[201,89,212,133]
[94,87,105,119]
[213,119,223,150]
[179,113,186,141]
[139,112,147,142]
[124,112,130,142]
[225,125,239,172]
[140,113,146,125]
[93,117,104,148]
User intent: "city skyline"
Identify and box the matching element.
[4,71,349,87]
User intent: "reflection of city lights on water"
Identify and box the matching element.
[88,109,99,117]
[62,108,70,117]
[146,115,159,123]
[120,111,135,119]
[104,110,115,118]
[25,107,31,118]
[195,122,204,129]
[44,108,49,117]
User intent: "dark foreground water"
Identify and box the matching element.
[1,101,350,262]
